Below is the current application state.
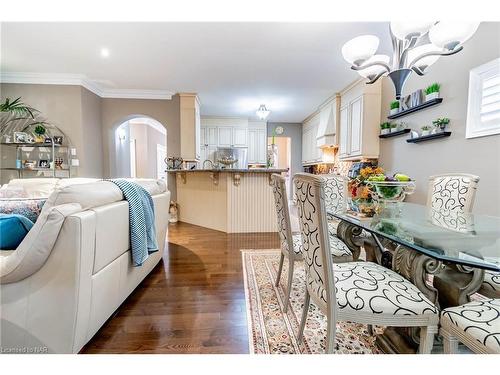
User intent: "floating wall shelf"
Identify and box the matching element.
[387,98,444,119]
[379,129,411,139]
[406,131,451,143]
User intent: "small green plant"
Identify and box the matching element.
[34,125,46,136]
[380,122,391,130]
[432,117,450,129]
[425,83,441,95]
[391,123,398,128]
[421,125,431,131]
[390,101,400,110]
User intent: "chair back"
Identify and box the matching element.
[271,174,295,257]
[293,173,336,307]
[427,173,480,213]
[323,174,348,214]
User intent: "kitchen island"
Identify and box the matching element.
[166,168,288,233]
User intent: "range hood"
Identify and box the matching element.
[316,96,339,148]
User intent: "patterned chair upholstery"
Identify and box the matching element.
[293,173,439,354]
[428,173,479,214]
[479,270,500,299]
[440,299,500,354]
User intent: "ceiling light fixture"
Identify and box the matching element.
[342,22,480,99]
[100,48,110,58]
[256,104,270,120]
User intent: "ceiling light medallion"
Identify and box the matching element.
[342,22,480,99]
[256,104,271,120]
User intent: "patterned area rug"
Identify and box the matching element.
[242,249,383,354]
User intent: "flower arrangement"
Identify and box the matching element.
[348,166,385,216]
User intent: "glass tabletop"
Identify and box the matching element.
[328,202,500,272]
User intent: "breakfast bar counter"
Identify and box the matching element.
[166,168,288,233]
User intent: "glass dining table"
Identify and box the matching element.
[327,202,500,354]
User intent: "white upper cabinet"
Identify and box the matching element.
[200,118,267,165]
[218,127,233,147]
[232,127,248,147]
[338,80,381,161]
[301,113,323,165]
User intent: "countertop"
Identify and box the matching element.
[165,168,288,173]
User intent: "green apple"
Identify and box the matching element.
[394,173,411,182]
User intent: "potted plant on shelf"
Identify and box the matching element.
[390,100,400,115]
[425,83,441,101]
[380,122,391,135]
[390,123,398,133]
[34,124,46,143]
[421,125,431,136]
[432,117,450,132]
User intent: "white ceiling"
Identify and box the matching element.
[1,22,392,122]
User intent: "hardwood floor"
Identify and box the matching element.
[81,222,280,354]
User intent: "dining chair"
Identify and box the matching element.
[293,173,439,354]
[427,173,480,214]
[440,298,500,354]
[270,174,353,313]
[478,271,500,299]
[323,174,347,235]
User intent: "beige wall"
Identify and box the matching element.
[80,87,104,177]
[101,95,180,198]
[129,122,166,179]
[379,22,500,215]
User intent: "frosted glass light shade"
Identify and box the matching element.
[256,104,270,120]
[341,35,379,65]
[390,21,435,40]
[358,54,391,79]
[407,44,441,71]
[429,22,480,50]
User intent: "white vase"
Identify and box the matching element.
[390,127,398,133]
[421,130,430,136]
[426,92,439,101]
[381,129,390,135]
[390,108,399,115]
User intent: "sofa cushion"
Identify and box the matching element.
[6,178,59,198]
[0,198,46,222]
[0,214,34,250]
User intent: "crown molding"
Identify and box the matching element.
[0,72,174,100]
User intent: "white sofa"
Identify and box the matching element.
[0,178,170,353]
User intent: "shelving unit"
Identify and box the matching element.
[0,142,71,178]
[387,98,443,119]
[379,129,411,139]
[406,131,451,143]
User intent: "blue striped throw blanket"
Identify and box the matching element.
[106,179,158,266]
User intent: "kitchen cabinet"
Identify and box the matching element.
[218,127,233,147]
[248,121,267,165]
[232,127,248,147]
[338,80,381,161]
[180,93,201,161]
[301,113,322,165]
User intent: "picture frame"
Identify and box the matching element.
[53,136,64,145]
[13,132,29,143]
[38,159,50,168]
[44,137,53,144]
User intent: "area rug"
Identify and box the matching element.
[242,249,382,354]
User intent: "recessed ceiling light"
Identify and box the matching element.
[100,48,110,58]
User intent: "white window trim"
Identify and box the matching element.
[466,57,500,139]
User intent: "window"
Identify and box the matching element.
[466,57,500,139]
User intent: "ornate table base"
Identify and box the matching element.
[337,222,485,354]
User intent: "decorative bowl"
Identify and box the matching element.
[218,157,238,167]
[367,180,415,203]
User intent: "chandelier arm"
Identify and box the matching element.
[411,66,425,76]
[351,61,391,72]
[366,71,386,84]
[399,35,421,69]
[407,46,464,70]
[391,30,400,70]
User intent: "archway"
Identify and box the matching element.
[111,115,167,180]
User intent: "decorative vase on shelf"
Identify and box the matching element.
[381,129,390,135]
[390,108,399,115]
[425,92,439,101]
[421,130,431,136]
[390,127,398,133]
